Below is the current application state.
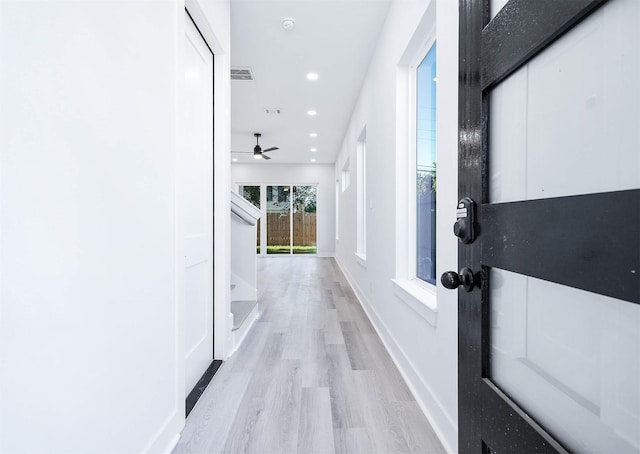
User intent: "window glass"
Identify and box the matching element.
[266,185,291,254]
[240,185,260,253]
[416,44,437,284]
[292,186,317,254]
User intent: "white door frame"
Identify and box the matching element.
[181,0,232,366]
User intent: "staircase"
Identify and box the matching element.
[230,191,261,352]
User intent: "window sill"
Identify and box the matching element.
[355,252,367,268]
[391,278,438,326]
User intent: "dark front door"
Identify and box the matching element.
[452,0,640,452]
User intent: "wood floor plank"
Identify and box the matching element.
[324,309,346,345]
[352,370,412,453]
[173,369,251,454]
[175,257,446,454]
[225,320,273,373]
[341,321,375,370]
[297,387,335,454]
[333,428,373,454]
[392,401,447,454]
[326,344,365,429]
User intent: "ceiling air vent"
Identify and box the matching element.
[265,108,281,115]
[231,67,254,81]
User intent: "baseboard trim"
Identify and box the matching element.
[163,433,181,454]
[185,359,223,417]
[334,256,457,454]
[229,306,261,357]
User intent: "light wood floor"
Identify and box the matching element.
[174,256,446,454]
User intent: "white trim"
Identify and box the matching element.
[316,251,336,258]
[355,252,367,268]
[230,191,261,225]
[395,10,438,308]
[184,0,232,361]
[341,158,351,192]
[391,278,438,326]
[231,306,261,355]
[356,127,367,256]
[335,257,456,454]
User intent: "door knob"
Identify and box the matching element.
[441,267,477,292]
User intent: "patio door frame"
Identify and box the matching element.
[238,183,319,256]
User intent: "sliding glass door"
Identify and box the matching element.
[241,184,317,255]
[266,185,291,254]
[292,186,317,254]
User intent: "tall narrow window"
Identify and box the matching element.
[335,179,340,241]
[356,128,367,259]
[416,44,436,284]
[341,158,351,192]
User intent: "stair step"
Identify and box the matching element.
[231,300,257,331]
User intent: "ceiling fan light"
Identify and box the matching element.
[253,153,262,160]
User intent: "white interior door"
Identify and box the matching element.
[181,11,214,396]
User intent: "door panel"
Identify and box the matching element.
[481,191,639,303]
[489,0,640,204]
[456,0,640,452]
[490,269,640,453]
[293,185,317,254]
[182,11,214,395]
[266,185,291,254]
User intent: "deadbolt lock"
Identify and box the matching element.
[454,197,476,244]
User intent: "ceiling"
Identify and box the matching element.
[230,0,392,165]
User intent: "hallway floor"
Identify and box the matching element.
[174,256,446,454]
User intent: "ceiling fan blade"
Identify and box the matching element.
[261,154,272,160]
[262,147,279,153]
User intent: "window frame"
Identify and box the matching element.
[356,127,367,263]
[341,158,351,192]
[392,35,438,326]
[413,42,437,285]
[238,183,318,256]
[409,40,437,286]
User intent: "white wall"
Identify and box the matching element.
[231,163,336,256]
[0,0,230,452]
[334,0,459,452]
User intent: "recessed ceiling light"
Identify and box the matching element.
[309,132,317,137]
[311,159,317,162]
[307,110,317,116]
[306,72,319,81]
[282,17,295,31]
[310,148,317,152]
[232,158,238,162]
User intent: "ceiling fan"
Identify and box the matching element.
[234,133,278,160]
